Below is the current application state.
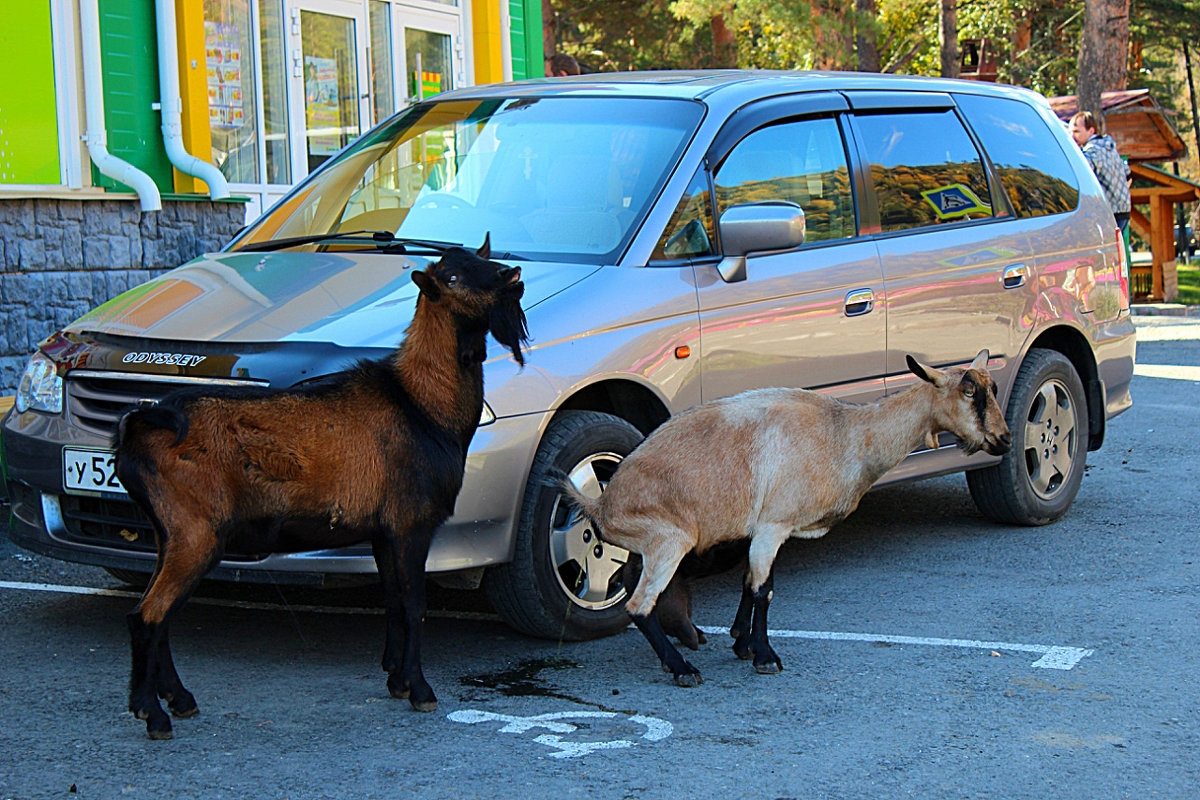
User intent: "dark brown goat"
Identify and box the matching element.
[114,238,526,739]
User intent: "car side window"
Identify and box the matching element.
[855,109,994,233]
[953,93,1081,218]
[713,116,856,243]
[651,167,716,260]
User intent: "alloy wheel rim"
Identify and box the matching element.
[549,452,630,611]
[1022,378,1077,500]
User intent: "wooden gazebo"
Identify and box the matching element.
[1050,89,1191,301]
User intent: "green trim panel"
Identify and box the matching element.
[91,0,173,193]
[0,2,61,184]
[509,0,543,80]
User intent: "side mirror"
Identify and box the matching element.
[716,202,806,283]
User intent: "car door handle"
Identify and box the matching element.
[1003,264,1027,289]
[844,288,875,317]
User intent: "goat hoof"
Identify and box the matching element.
[694,629,708,646]
[754,661,782,675]
[673,671,703,688]
[733,643,754,661]
[410,698,439,713]
[165,692,198,718]
[145,717,173,740]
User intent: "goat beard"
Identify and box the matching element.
[957,437,984,456]
[488,290,529,366]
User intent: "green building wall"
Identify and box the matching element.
[91,0,174,193]
[509,0,543,81]
[0,3,61,185]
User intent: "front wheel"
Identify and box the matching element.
[484,411,644,640]
[967,348,1089,525]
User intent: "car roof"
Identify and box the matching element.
[433,69,1045,108]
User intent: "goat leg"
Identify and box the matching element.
[371,536,407,678]
[375,528,438,712]
[730,581,755,660]
[127,612,174,739]
[631,610,703,687]
[154,624,198,718]
[747,569,782,674]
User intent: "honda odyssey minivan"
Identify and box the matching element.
[4,71,1136,640]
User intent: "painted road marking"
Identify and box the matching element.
[446,710,673,758]
[0,580,1093,669]
[697,626,1094,670]
[1133,363,1200,381]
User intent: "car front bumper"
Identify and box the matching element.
[4,409,548,584]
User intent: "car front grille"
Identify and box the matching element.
[66,370,266,438]
[56,494,262,561]
[58,494,158,554]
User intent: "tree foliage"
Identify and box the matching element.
[543,0,1200,106]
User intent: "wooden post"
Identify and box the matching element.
[1152,194,1170,299]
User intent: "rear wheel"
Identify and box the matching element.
[967,348,1089,525]
[484,411,644,640]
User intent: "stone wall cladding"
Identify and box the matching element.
[0,197,247,394]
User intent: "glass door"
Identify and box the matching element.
[289,0,368,175]
[396,7,462,105]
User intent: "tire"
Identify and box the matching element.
[484,411,644,640]
[104,567,151,588]
[967,348,1089,525]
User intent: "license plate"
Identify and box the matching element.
[63,448,127,495]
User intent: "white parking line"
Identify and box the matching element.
[697,626,1093,670]
[1133,363,1200,381]
[0,580,1093,669]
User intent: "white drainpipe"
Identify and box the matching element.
[79,0,162,212]
[155,0,230,200]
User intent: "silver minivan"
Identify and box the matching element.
[3,71,1136,640]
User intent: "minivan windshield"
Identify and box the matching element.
[232,96,704,264]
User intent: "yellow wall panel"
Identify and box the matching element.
[175,0,214,193]
[472,1,505,86]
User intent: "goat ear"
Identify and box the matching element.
[476,232,491,260]
[411,268,441,300]
[907,355,948,387]
[969,349,990,371]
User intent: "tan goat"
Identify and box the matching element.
[563,350,1011,685]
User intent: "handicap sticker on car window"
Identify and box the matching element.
[920,183,992,220]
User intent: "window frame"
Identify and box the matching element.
[648,91,867,266]
[844,101,1010,239]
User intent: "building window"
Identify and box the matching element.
[204,0,261,183]
[370,1,395,124]
[259,0,290,185]
[405,27,452,101]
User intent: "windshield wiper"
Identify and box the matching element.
[231,230,528,260]
[375,236,468,254]
[234,230,399,252]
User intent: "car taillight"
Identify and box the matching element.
[1116,228,1130,311]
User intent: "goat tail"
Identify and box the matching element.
[115,403,190,450]
[551,468,605,533]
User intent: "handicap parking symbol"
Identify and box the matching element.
[447,709,673,759]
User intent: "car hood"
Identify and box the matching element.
[64,250,598,349]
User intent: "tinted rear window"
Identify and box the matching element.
[855,109,994,233]
[954,93,1080,218]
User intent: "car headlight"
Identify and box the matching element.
[15,352,63,414]
[480,401,496,426]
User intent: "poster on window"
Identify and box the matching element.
[305,56,341,155]
[204,22,244,129]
